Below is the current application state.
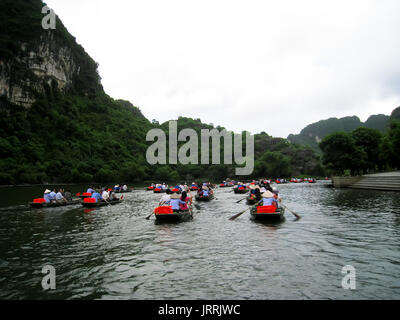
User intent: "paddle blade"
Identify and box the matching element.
[229,208,248,220]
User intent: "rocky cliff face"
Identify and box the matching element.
[0,0,102,110]
[0,32,80,108]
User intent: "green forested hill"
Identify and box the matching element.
[288,114,390,154]
[0,0,324,184]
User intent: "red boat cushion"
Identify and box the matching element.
[82,192,92,196]
[238,187,244,190]
[76,192,81,196]
[33,198,46,203]
[84,198,96,203]
[256,205,277,213]
[172,188,179,192]
[148,186,154,189]
[155,206,173,214]
[220,184,225,186]
[154,188,161,191]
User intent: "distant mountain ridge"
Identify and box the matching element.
[287,113,391,153]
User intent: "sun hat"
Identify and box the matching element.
[260,187,266,193]
[170,193,180,199]
[262,191,275,198]
[44,189,51,194]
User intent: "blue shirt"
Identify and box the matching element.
[170,199,185,210]
[91,192,102,202]
[87,188,94,194]
[203,190,209,196]
[49,192,57,200]
[262,198,278,206]
[44,193,51,203]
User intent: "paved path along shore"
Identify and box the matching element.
[333,171,400,192]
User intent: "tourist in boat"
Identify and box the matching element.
[257,191,279,208]
[122,184,128,191]
[109,190,118,201]
[56,189,66,203]
[179,191,191,211]
[168,193,186,212]
[86,186,94,194]
[43,189,52,203]
[102,188,110,201]
[91,189,102,203]
[202,186,210,197]
[159,189,172,206]
[48,189,57,202]
[64,190,72,201]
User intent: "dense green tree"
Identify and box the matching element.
[351,127,382,173]
[319,132,367,175]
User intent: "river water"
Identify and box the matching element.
[0,181,399,300]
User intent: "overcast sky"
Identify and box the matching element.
[45,0,400,138]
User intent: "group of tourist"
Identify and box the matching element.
[85,186,121,203]
[248,181,280,208]
[158,186,193,212]
[43,188,72,203]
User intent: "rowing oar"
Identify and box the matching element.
[281,203,301,219]
[229,207,251,220]
[145,209,155,220]
[236,197,247,203]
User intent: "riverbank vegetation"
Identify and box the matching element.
[319,108,400,175]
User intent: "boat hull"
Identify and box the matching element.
[195,194,215,201]
[29,199,81,208]
[234,189,248,194]
[155,209,192,222]
[250,207,285,221]
[81,199,123,208]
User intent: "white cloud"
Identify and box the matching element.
[46,0,400,137]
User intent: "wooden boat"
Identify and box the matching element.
[219,183,233,188]
[154,205,193,222]
[195,194,215,201]
[114,189,133,193]
[233,187,248,194]
[76,192,92,199]
[250,205,285,221]
[81,199,124,208]
[29,199,81,209]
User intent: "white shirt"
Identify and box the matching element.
[122,185,128,191]
[102,191,109,200]
[159,194,170,205]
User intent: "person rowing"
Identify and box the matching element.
[87,186,94,194]
[256,190,280,208]
[91,189,102,203]
[167,193,186,212]
[43,189,52,203]
[56,188,67,204]
[159,189,173,206]
[179,191,191,211]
